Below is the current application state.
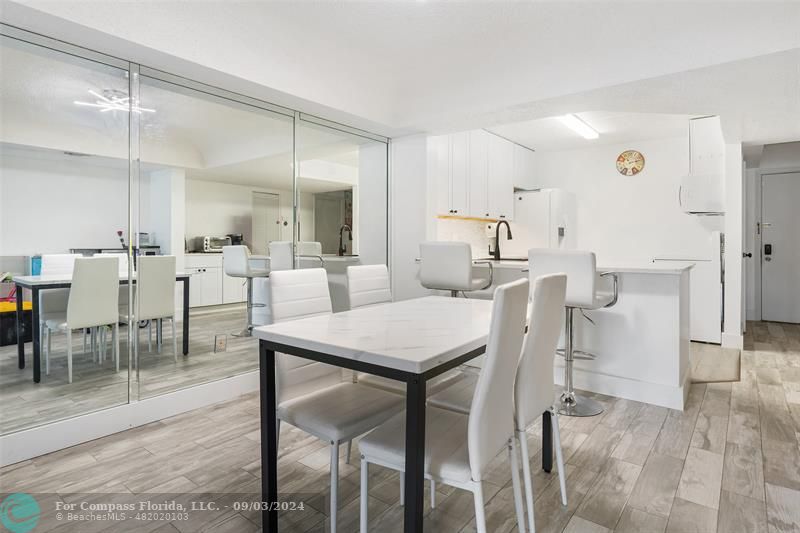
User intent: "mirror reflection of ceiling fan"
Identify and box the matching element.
[74,89,156,114]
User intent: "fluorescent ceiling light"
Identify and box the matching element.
[75,89,155,114]
[557,114,599,140]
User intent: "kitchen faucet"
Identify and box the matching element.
[338,224,352,256]
[490,220,513,260]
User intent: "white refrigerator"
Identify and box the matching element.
[499,189,576,257]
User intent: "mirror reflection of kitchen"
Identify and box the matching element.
[313,189,353,255]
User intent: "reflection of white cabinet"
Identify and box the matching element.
[468,130,490,218]
[185,254,246,307]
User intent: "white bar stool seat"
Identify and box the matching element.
[223,245,269,336]
[419,242,493,297]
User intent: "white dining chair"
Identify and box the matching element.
[268,241,294,272]
[269,267,405,533]
[38,254,79,352]
[358,279,530,533]
[119,256,178,363]
[43,256,120,383]
[427,274,570,529]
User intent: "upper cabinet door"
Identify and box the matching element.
[429,135,451,215]
[513,144,536,190]
[468,130,489,218]
[488,133,514,220]
[449,131,469,216]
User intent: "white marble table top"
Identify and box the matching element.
[479,259,694,275]
[253,296,493,374]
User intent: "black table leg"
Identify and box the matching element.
[31,287,41,383]
[542,411,553,473]
[182,278,189,355]
[260,341,278,532]
[404,374,426,533]
[16,283,24,369]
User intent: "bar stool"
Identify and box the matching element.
[222,245,269,337]
[528,249,618,417]
[418,242,493,297]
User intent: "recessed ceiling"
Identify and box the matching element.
[488,112,697,153]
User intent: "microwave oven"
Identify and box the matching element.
[197,236,231,253]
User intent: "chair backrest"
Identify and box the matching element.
[528,249,596,308]
[298,241,322,256]
[135,255,176,320]
[419,241,474,291]
[223,245,251,277]
[467,278,529,481]
[269,268,336,402]
[347,264,392,309]
[268,241,293,272]
[514,274,567,430]
[97,252,130,276]
[67,256,120,330]
[40,254,81,276]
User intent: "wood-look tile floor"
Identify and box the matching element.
[2,321,799,532]
[0,305,259,434]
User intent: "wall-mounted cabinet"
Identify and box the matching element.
[680,116,725,215]
[430,130,532,221]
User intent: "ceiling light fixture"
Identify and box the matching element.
[557,114,599,140]
[74,89,155,114]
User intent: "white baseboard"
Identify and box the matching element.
[0,371,259,467]
[555,363,686,411]
[722,333,744,349]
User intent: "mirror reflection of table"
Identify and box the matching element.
[13,273,190,383]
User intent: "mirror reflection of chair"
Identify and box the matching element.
[223,245,269,337]
[419,241,493,297]
[43,256,120,383]
[267,241,293,272]
[119,256,178,365]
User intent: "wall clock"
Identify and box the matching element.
[616,150,645,176]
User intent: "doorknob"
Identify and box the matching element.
[743,253,752,258]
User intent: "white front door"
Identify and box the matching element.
[761,172,800,323]
[252,192,281,255]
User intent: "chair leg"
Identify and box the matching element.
[473,482,487,533]
[509,437,528,533]
[171,317,177,363]
[330,442,339,533]
[552,411,568,506]
[83,328,88,354]
[45,327,51,376]
[66,328,73,384]
[359,458,368,533]
[157,319,162,354]
[100,326,106,363]
[276,419,281,450]
[399,472,405,506]
[345,440,352,465]
[518,429,536,533]
[91,327,97,362]
[148,321,152,353]
[431,479,436,509]
[114,323,120,373]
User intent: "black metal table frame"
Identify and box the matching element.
[259,338,553,532]
[14,275,190,383]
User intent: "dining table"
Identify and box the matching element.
[253,295,554,532]
[13,273,190,383]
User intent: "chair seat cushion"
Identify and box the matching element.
[44,316,67,331]
[359,406,473,483]
[357,369,466,397]
[427,373,478,415]
[277,382,403,442]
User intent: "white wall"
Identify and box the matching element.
[723,144,744,347]
[532,137,724,264]
[390,135,431,301]
[184,178,311,250]
[357,142,389,266]
[0,150,130,256]
[760,141,800,169]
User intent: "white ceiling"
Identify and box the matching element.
[488,112,697,153]
[5,0,799,147]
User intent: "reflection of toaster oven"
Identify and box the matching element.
[199,236,231,253]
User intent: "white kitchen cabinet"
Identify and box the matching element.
[449,131,469,215]
[430,135,452,216]
[680,116,725,215]
[488,133,515,220]
[468,130,490,218]
[187,265,222,307]
[513,143,536,190]
[223,272,246,304]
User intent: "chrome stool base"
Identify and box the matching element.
[558,391,604,417]
[233,325,254,338]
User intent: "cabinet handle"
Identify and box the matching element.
[486,213,490,217]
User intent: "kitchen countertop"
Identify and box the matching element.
[474,258,695,275]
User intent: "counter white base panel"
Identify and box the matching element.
[473,261,692,410]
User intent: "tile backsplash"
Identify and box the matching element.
[435,218,495,258]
